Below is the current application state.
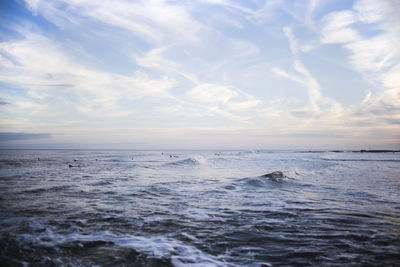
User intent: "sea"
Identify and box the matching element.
[0,149,399,266]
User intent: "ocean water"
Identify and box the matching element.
[0,149,399,266]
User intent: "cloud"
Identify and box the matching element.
[2,1,265,130]
[353,0,399,24]
[0,30,177,120]
[187,84,237,103]
[186,83,261,110]
[0,132,51,141]
[23,0,206,45]
[225,99,261,111]
[318,0,400,130]
[283,26,299,55]
[230,39,260,59]
[198,0,285,26]
[181,83,262,123]
[320,11,359,44]
[273,27,342,113]
[133,46,199,84]
[199,0,254,15]
[345,35,397,72]
[320,0,400,74]
[267,0,399,138]
[382,63,400,89]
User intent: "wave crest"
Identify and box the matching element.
[166,156,206,166]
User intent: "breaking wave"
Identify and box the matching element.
[166,156,206,166]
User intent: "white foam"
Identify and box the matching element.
[192,155,206,164]
[18,230,234,266]
[183,208,212,220]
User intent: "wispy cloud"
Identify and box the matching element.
[24,0,207,45]
[321,0,400,74]
[182,83,261,123]
[321,11,360,44]
[319,0,400,131]
[187,84,238,104]
[0,29,177,120]
[272,26,341,113]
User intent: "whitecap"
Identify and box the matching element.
[18,230,235,266]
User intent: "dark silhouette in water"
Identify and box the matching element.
[262,171,293,181]
[69,164,81,168]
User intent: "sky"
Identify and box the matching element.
[0,0,399,149]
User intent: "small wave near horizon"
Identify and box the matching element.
[166,156,207,167]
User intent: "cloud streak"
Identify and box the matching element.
[272,26,342,113]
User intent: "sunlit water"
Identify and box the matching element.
[0,150,399,266]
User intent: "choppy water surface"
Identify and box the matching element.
[0,150,399,266]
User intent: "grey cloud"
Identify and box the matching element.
[366,103,399,116]
[278,132,348,138]
[385,118,400,125]
[0,132,52,141]
[0,98,10,105]
[42,83,73,88]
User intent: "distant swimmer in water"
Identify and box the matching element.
[37,157,40,161]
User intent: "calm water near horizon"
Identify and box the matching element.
[0,149,399,266]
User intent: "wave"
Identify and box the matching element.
[0,169,41,179]
[261,171,295,181]
[88,181,113,186]
[15,230,232,266]
[166,156,206,167]
[236,171,296,187]
[21,185,71,194]
[0,159,38,168]
[239,177,271,187]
